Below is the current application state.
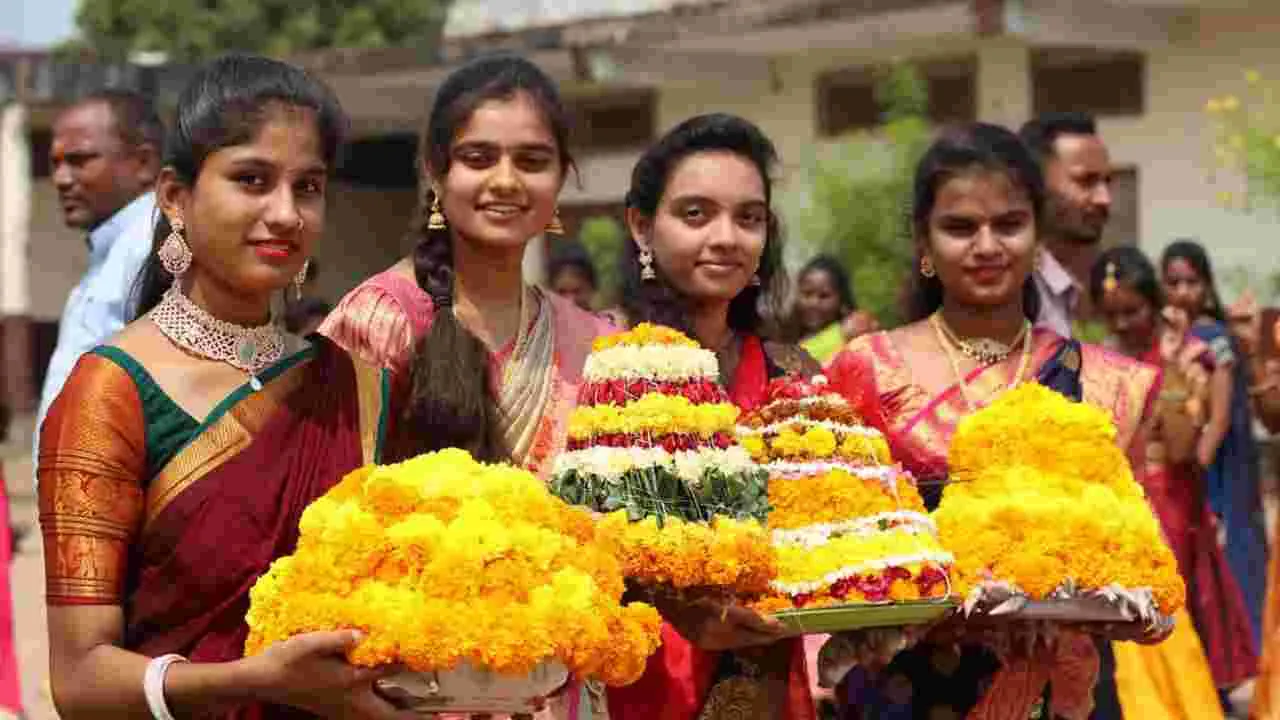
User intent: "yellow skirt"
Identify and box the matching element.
[1114,608,1224,720]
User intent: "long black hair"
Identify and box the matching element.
[904,122,1045,322]
[1161,239,1226,323]
[1089,245,1163,311]
[619,113,786,335]
[400,53,574,462]
[131,54,347,318]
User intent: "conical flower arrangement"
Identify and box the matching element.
[550,324,774,592]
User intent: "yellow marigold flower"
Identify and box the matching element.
[244,450,663,686]
[1223,95,1240,112]
[938,384,1184,614]
[1247,69,1261,85]
[1205,98,1223,114]
[592,323,700,351]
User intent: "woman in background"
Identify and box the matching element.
[1090,245,1252,717]
[783,255,878,364]
[1161,239,1268,654]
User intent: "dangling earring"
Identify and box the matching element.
[293,259,310,302]
[919,256,936,278]
[750,273,762,287]
[1103,262,1119,296]
[158,217,192,277]
[546,207,565,235]
[427,193,447,230]
[639,249,656,281]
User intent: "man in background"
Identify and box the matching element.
[33,90,164,478]
[1019,112,1114,339]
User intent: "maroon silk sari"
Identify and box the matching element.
[605,334,816,720]
[39,336,390,719]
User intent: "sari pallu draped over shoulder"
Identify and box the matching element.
[825,329,1161,720]
[39,336,391,720]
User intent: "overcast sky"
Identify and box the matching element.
[4,0,77,48]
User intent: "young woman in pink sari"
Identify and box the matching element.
[38,56,411,720]
[825,123,1165,720]
[603,113,819,720]
[319,55,612,719]
[319,54,612,481]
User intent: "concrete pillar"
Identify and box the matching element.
[976,41,1033,129]
[0,102,34,412]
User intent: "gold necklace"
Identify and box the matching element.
[930,313,1033,411]
[932,311,1029,365]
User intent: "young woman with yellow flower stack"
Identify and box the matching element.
[319,53,618,719]
[38,56,416,719]
[603,113,821,720]
[825,123,1167,719]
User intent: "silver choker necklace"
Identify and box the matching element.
[150,284,285,390]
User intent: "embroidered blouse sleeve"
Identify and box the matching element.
[38,353,146,606]
[319,285,419,376]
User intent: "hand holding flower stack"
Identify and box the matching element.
[550,324,774,592]
[244,449,663,698]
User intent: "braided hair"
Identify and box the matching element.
[399,54,573,462]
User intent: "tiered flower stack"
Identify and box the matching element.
[937,383,1185,620]
[550,324,774,592]
[244,449,663,690]
[740,374,954,613]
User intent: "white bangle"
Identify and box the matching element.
[144,653,189,720]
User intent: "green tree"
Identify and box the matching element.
[71,0,450,61]
[577,215,626,306]
[783,63,932,327]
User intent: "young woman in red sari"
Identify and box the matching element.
[1089,246,1256,707]
[825,123,1166,720]
[603,113,819,720]
[38,56,411,720]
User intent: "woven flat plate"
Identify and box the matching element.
[774,600,958,636]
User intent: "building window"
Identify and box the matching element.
[336,134,418,189]
[1032,49,1145,118]
[1102,167,1139,247]
[570,91,654,152]
[817,57,976,137]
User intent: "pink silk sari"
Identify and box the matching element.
[0,466,19,715]
[320,268,614,479]
[321,269,614,719]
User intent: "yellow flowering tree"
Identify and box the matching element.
[1207,70,1280,212]
[1205,70,1280,300]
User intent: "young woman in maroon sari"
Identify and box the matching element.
[38,56,411,720]
[1089,246,1257,692]
[825,123,1166,720]
[603,113,818,720]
